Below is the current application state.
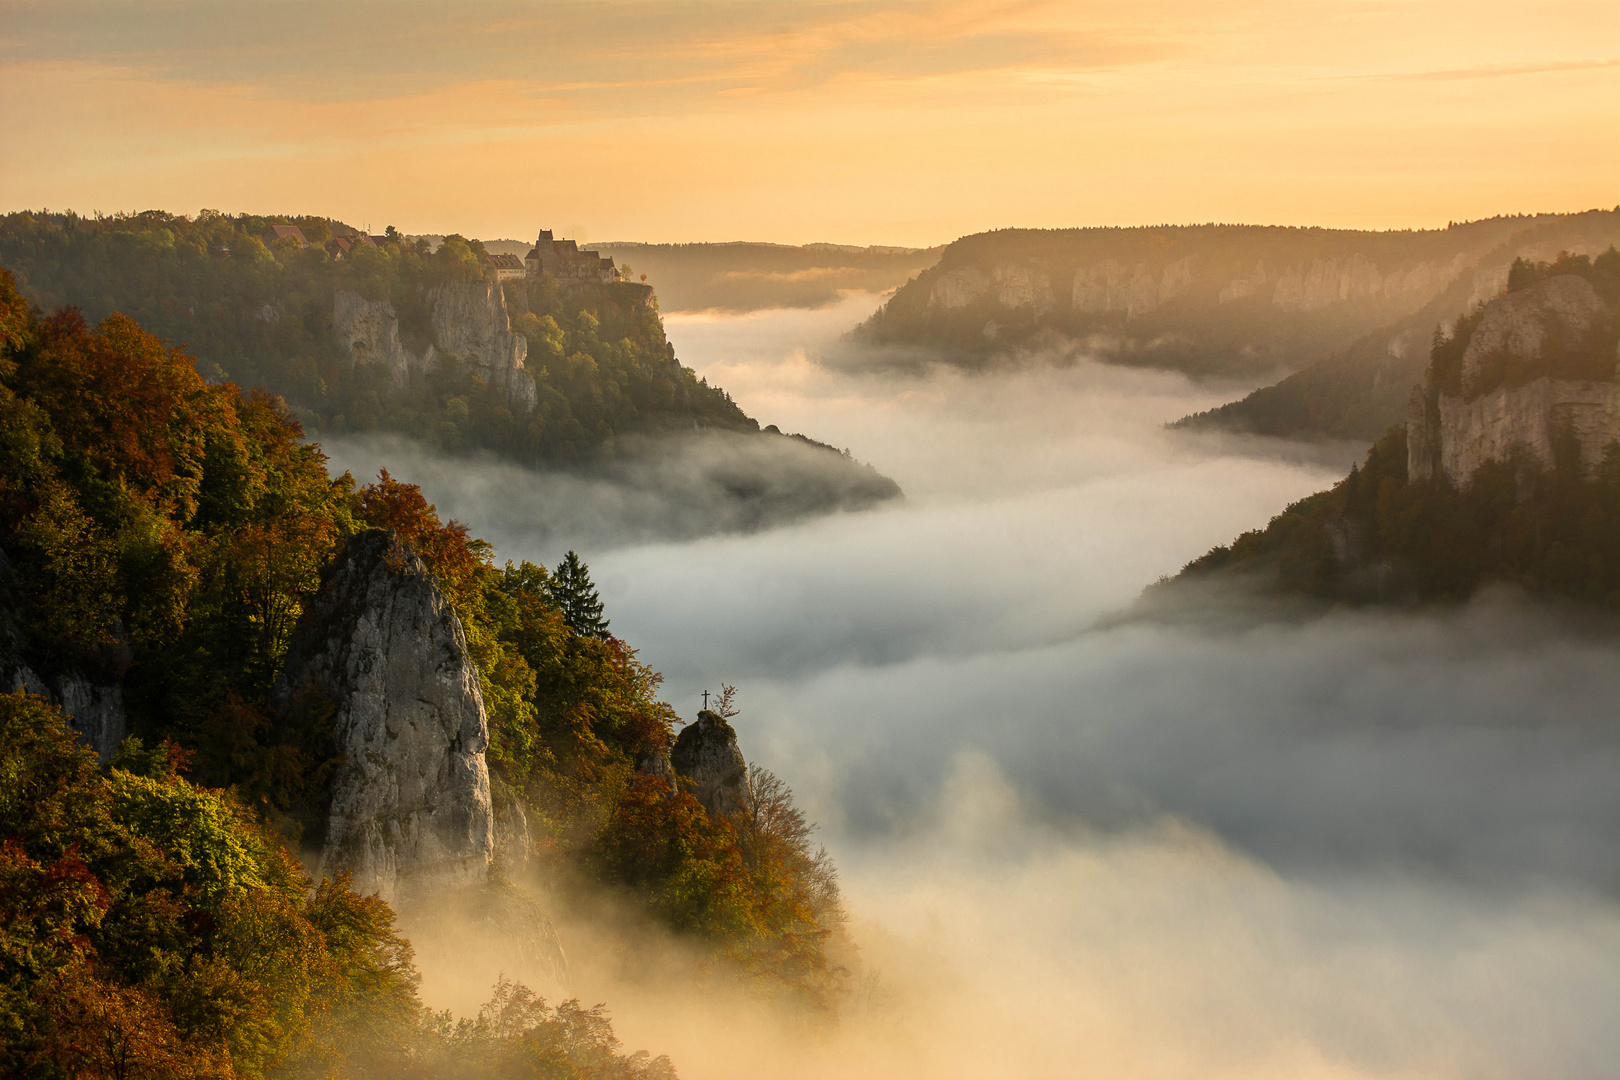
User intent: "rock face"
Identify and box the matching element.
[0,548,127,762]
[426,281,537,409]
[929,263,1053,314]
[1408,276,1620,485]
[1073,257,1197,319]
[333,290,419,385]
[1458,276,1609,396]
[670,710,750,817]
[332,282,537,409]
[275,530,494,901]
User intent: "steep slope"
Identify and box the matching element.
[0,265,849,1014]
[1174,254,1620,606]
[274,529,496,900]
[1176,212,1620,440]
[857,210,1619,380]
[0,211,901,522]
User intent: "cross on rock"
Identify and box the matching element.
[701,690,711,709]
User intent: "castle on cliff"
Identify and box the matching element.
[525,228,618,284]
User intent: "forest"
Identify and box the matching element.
[0,267,843,1077]
[856,211,1620,382]
[0,211,760,468]
[1177,252,1620,607]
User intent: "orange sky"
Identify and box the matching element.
[0,0,1615,246]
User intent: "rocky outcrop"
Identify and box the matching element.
[274,529,493,901]
[1408,276,1620,485]
[1458,276,1609,396]
[490,777,532,871]
[333,290,419,385]
[929,264,1053,315]
[1073,257,1196,319]
[928,266,989,309]
[332,282,537,409]
[0,548,126,763]
[635,747,677,793]
[426,281,537,409]
[989,263,1053,314]
[670,710,750,818]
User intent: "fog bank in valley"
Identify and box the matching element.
[328,294,1620,1076]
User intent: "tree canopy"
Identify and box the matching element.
[0,264,849,1071]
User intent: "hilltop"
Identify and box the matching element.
[854,211,1620,381]
[0,211,901,529]
[1171,249,1620,607]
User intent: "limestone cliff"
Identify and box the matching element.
[332,281,537,409]
[274,529,494,901]
[929,263,1054,315]
[858,211,1620,380]
[670,710,751,818]
[1408,275,1620,485]
[333,290,419,385]
[426,281,538,409]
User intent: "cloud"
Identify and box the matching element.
[366,297,1620,1074]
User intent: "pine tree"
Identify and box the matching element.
[548,550,610,638]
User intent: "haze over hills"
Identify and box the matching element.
[484,238,942,314]
[1172,249,1620,608]
[1176,210,1620,443]
[854,211,1620,382]
[0,211,901,537]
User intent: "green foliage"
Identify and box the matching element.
[0,690,419,1079]
[0,211,758,468]
[548,551,610,639]
[1177,238,1620,442]
[412,976,676,1080]
[0,275,843,1029]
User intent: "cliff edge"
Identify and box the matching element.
[1409,273,1620,485]
[275,529,494,901]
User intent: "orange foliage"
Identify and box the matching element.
[356,468,490,610]
[21,308,239,521]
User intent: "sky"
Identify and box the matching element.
[1,0,1615,246]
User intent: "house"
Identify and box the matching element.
[326,233,378,260]
[524,228,618,284]
[263,224,308,249]
[486,252,527,282]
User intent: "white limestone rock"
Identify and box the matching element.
[333,290,419,385]
[1407,275,1620,486]
[1459,276,1609,395]
[275,529,494,902]
[0,548,126,763]
[928,266,991,310]
[426,281,538,409]
[990,263,1053,314]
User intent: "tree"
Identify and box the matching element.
[547,551,610,639]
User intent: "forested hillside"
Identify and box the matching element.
[0,211,759,464]
[855,210,1620,381]
[1175,216,1620,442]
[0,269,843,1075]
[1176,252,1620,607]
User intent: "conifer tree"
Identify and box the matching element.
[548,550,610,638]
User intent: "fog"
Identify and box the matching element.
[324,293,1620,1076]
